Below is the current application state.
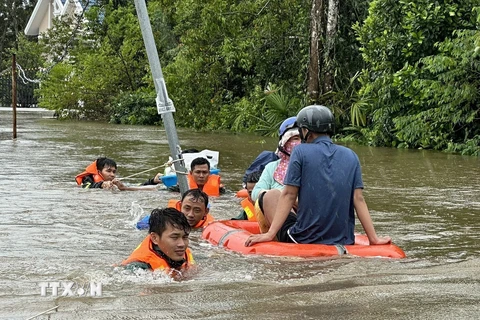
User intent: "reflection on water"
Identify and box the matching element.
[0,108,479,319]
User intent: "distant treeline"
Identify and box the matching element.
[2,0,479,155]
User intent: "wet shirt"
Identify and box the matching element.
[284,136,363,245]
[81,175,103,189]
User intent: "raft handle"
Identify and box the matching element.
[218,229,245,247]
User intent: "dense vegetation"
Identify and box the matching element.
[355,0,480,155]
[2,0,479,155]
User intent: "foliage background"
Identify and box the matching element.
[2,0,479,155]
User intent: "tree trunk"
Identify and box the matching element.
[323,0,339,93]
[306,0,325,104]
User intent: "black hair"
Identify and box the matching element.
[182,149,199,154]
[190,157,210,171]
[246,171,262,183]
[181,188,209,209]
[148,208,191,236]
[96,157,117,170]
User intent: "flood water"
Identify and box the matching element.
[0,108,479,319]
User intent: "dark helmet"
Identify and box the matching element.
[296,105,334,134]
[278,116,297,138]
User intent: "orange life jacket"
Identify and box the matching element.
[187,174,221,197]
[194,213,214,228]
[167,199,182,210]
[121,235,194,274]
[241,198,257,222]
[75,160,104,185]
[167,199,214,228]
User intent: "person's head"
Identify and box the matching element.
[245,171,261,201]
[276,117,301,157]
[190,157,210,186]
[96,157,117,181]
[296,105,335,143]
[278,116,297,138]
[148,208,191,261]
[180,188,209,227]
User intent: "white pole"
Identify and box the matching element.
[133,0,188,194]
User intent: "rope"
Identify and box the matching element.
[118,159,185,180]
[26,305,58,320]
[0,64,42,82]
[118,164,166,180]
[16,64,41,84]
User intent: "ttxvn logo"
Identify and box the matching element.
[38,281,102,297]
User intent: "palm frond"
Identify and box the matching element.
[258,89,300,136]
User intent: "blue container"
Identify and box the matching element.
[161,168,221,187]
[161,174,178,187]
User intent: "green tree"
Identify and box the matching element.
[32,0,370,134]
[164,0,309,131]
[13,34,46,70]
[36,2,152,119]
[306,0,370,130]
[0,0,35,69]
[393,11,480,155]
[355,0,478,153]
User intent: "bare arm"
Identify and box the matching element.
[354,188,391,245]
[245,185,298,246]
[112,179,157,191]
[141,173,164,185]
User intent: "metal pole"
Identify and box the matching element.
[12,54,17,139]
[133,0,188,194]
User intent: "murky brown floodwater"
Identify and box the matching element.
[0,108,479,319]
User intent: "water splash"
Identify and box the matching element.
[127,202,145,228]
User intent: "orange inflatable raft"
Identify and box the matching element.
[202,220,406,259]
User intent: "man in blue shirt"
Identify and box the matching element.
[245,105,391,246]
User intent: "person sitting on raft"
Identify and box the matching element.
[137,188,214,230]
[168,157,225,197]
[75,157,162,190]
[245,105,391,247]
[250,116,301,234]
[122,208,195,278]
[240,117,298,189]
[231,171,261,221]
